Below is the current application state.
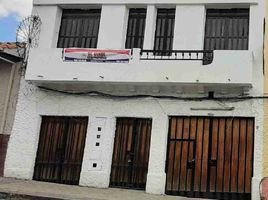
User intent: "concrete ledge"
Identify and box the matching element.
[79,171,110,188]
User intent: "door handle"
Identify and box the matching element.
[187,159,195,169]
[127,152,134,164]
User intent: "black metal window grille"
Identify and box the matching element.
[204,9,249,51]
[125,8,147,49]
[153,9,176,56]
[57,9,101,48]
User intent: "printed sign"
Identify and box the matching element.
[63,48,131,63]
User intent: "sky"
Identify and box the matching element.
[0,0,33,42]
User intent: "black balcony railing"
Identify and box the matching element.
[140,50,214,65]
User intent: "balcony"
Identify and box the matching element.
[25,48,252,96]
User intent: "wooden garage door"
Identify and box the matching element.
[166,117,254,200]
[33,116,88,185]
[110,118,152,190]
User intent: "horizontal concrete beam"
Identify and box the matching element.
[33,0,258,6]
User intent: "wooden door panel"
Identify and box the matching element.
[166,117,197,193]
[230,119,240,192]
[110,118,152,190]
[223,118,233,193]
[166,117,254,200]
[110,118,134,187]
[245,119,254,193]
[201,118,210,192]
[238,119,247,193]
[194,117,205,191]
[216,118,226,192]
[186,117,198,192]
[34,117,67,182]
[132,119,151,186]
[208,118,219,192]
[179,118,190,191]
[61,117,88,185]
[34,116,88,185]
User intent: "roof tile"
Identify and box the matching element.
[0,42,24,50]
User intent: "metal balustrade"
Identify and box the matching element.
[140,49,214,65]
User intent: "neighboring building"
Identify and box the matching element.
[3,1,265,200]
[0,43,22,176]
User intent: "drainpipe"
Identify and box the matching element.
[0,63,16,134]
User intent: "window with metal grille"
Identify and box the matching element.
[57,9,101,48]
[125,8,147,49]
[153,9,175,56]
[204,9,249,51]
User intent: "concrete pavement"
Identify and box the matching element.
[0,178,210,200]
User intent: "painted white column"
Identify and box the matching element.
[248,3,265,200]
[32,6,62,48]
[249,3,265,96]
[173,5,205,50]
[143,5,157,50]
[97,5,128,49]
[146,115,169,194]
[80,117,116,188]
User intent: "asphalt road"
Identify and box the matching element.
[0,193,58,200]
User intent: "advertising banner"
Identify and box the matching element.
[63,48,131,63]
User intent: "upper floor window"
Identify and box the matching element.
[153,8,175,56]
[57,9,101,48]
[204,9,249,51]
[125,8,147,49]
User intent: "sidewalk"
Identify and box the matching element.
[0,178,210,200]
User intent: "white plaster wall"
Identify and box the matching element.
[143,5,156,50]
[32,6,62,48]
[247,2,265,199]
[97,5,128,49]
[249,2,265,96]
[173,5,206,50]
[25,49,253,86]
[4,79,264,198]
[26,1,263,96]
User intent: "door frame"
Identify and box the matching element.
[109,117,153,190]
[165,116,255,200]
[33,116,89,185]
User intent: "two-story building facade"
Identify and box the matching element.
[4,0,265,199]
